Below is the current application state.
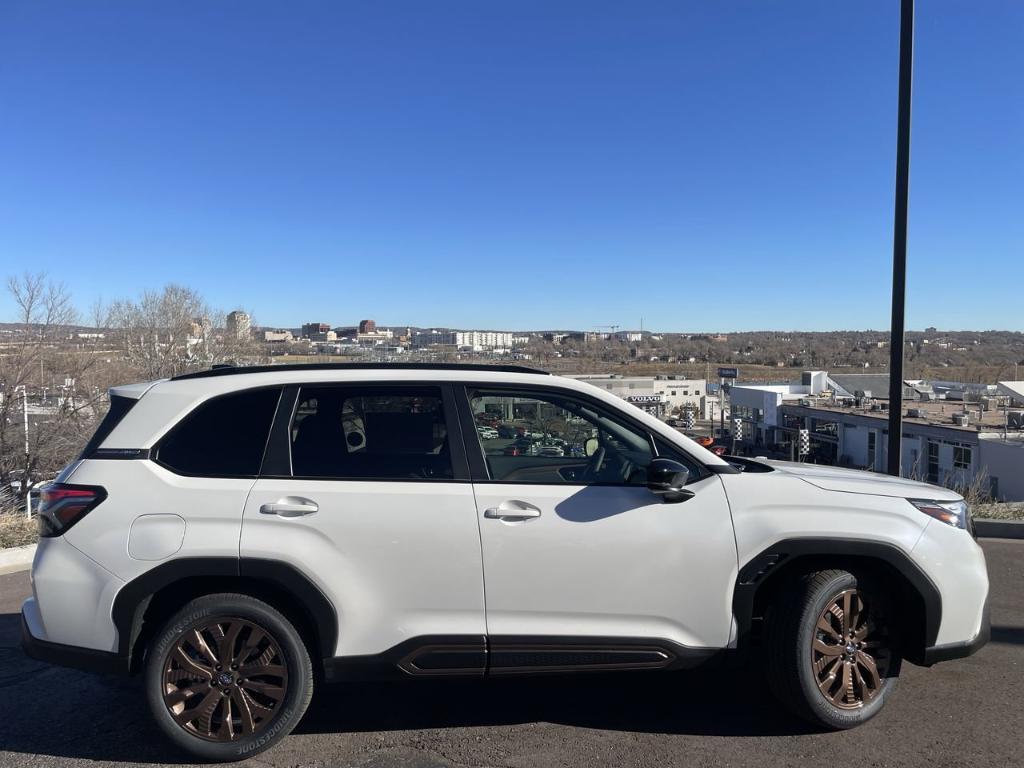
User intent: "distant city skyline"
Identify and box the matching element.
[1,1,1022,331]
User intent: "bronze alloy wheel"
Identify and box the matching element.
[812,588,891,710]
[161,618,289,742]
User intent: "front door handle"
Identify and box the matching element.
[260,497,319,518]
[484,500,542,521]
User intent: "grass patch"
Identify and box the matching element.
[0,514,38,549]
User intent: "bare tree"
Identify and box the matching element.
[0,274,106,509]
[108,285,264,380]
[1,278,268,513]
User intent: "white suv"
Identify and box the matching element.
[21,364,989,761]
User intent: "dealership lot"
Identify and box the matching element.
[1,539,1020,768]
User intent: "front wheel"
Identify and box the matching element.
[144,593,313,762]
[766,569,902,729]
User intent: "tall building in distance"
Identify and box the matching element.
[301,322,331,338]
[225,310,251,340]
[189,316,211,339]
[356,318,392,345]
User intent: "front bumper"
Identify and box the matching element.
[21,611,128,676]
[922,597,990,665]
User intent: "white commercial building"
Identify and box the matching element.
[411,329,514,351]
[356,329,394,346]
[454,330,513,350]
[727,372,1024,501]
[263,329,294,343]
[570,375,710,418]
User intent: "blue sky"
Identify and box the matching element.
[0,1,1021,331]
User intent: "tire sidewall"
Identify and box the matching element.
[795,571,901,729]
[144,594,312,762]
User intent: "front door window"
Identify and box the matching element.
[469,389,696,486]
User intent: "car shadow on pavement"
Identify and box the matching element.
[0,611,815,764]
[990,625,1024,646]
[296,663,818,739]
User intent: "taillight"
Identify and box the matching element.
[37,483,107,537]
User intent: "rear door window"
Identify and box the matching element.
[289,386,453,480]
[155,387,282,476]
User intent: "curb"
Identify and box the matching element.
[974,518,1024,540]
[0,544,36,575]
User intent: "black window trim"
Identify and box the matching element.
[151,385,285,479]
[258,381,472,483]
[455,382,712,486]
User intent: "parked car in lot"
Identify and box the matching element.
[694,435,728,456]
[509,436,538,453]
[496,424,518,439]
[22,363,989,761]
[477,426,499,440]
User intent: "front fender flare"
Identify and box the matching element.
[732,537,941,659]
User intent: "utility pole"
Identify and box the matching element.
[17,385,29,457]
[887,0,914,477]
[719,382,725,440]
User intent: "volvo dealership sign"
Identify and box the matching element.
[626,394,662,404]
[717,367,739,379]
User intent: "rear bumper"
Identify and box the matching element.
[922,598,990,665]
[21,611,129,676]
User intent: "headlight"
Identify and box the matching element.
[908,498,969,529]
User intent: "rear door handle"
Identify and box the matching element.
[260,497,319,518]
[484,500,542,521]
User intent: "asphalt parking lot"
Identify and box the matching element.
[1,539,1021,768]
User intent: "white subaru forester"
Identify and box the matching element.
[21,364,989,761]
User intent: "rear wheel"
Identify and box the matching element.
[766,569,901,729]
[145,593,313,762]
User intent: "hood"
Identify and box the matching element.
[760,460,963,501]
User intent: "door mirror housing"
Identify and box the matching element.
[646,458,694,503]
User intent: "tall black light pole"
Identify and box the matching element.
[887,0,914,476]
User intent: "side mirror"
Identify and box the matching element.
[646,458,694,503]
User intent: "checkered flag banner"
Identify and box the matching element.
[798,428,810,455]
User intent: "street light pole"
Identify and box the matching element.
[887,0,915,476]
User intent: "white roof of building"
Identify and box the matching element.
[997,381,1024,400]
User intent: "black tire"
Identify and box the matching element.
[765,569,902,729]
[144,593,313,762]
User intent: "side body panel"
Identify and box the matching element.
[472,475,738,648]
[31,458,253,653]
[63,459,253,585]
[721,470,930,573]
[240,479,485,657]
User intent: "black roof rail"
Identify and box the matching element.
[170,362,551,381]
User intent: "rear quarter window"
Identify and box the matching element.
[79,394,138,458]
[155,387,282,477]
